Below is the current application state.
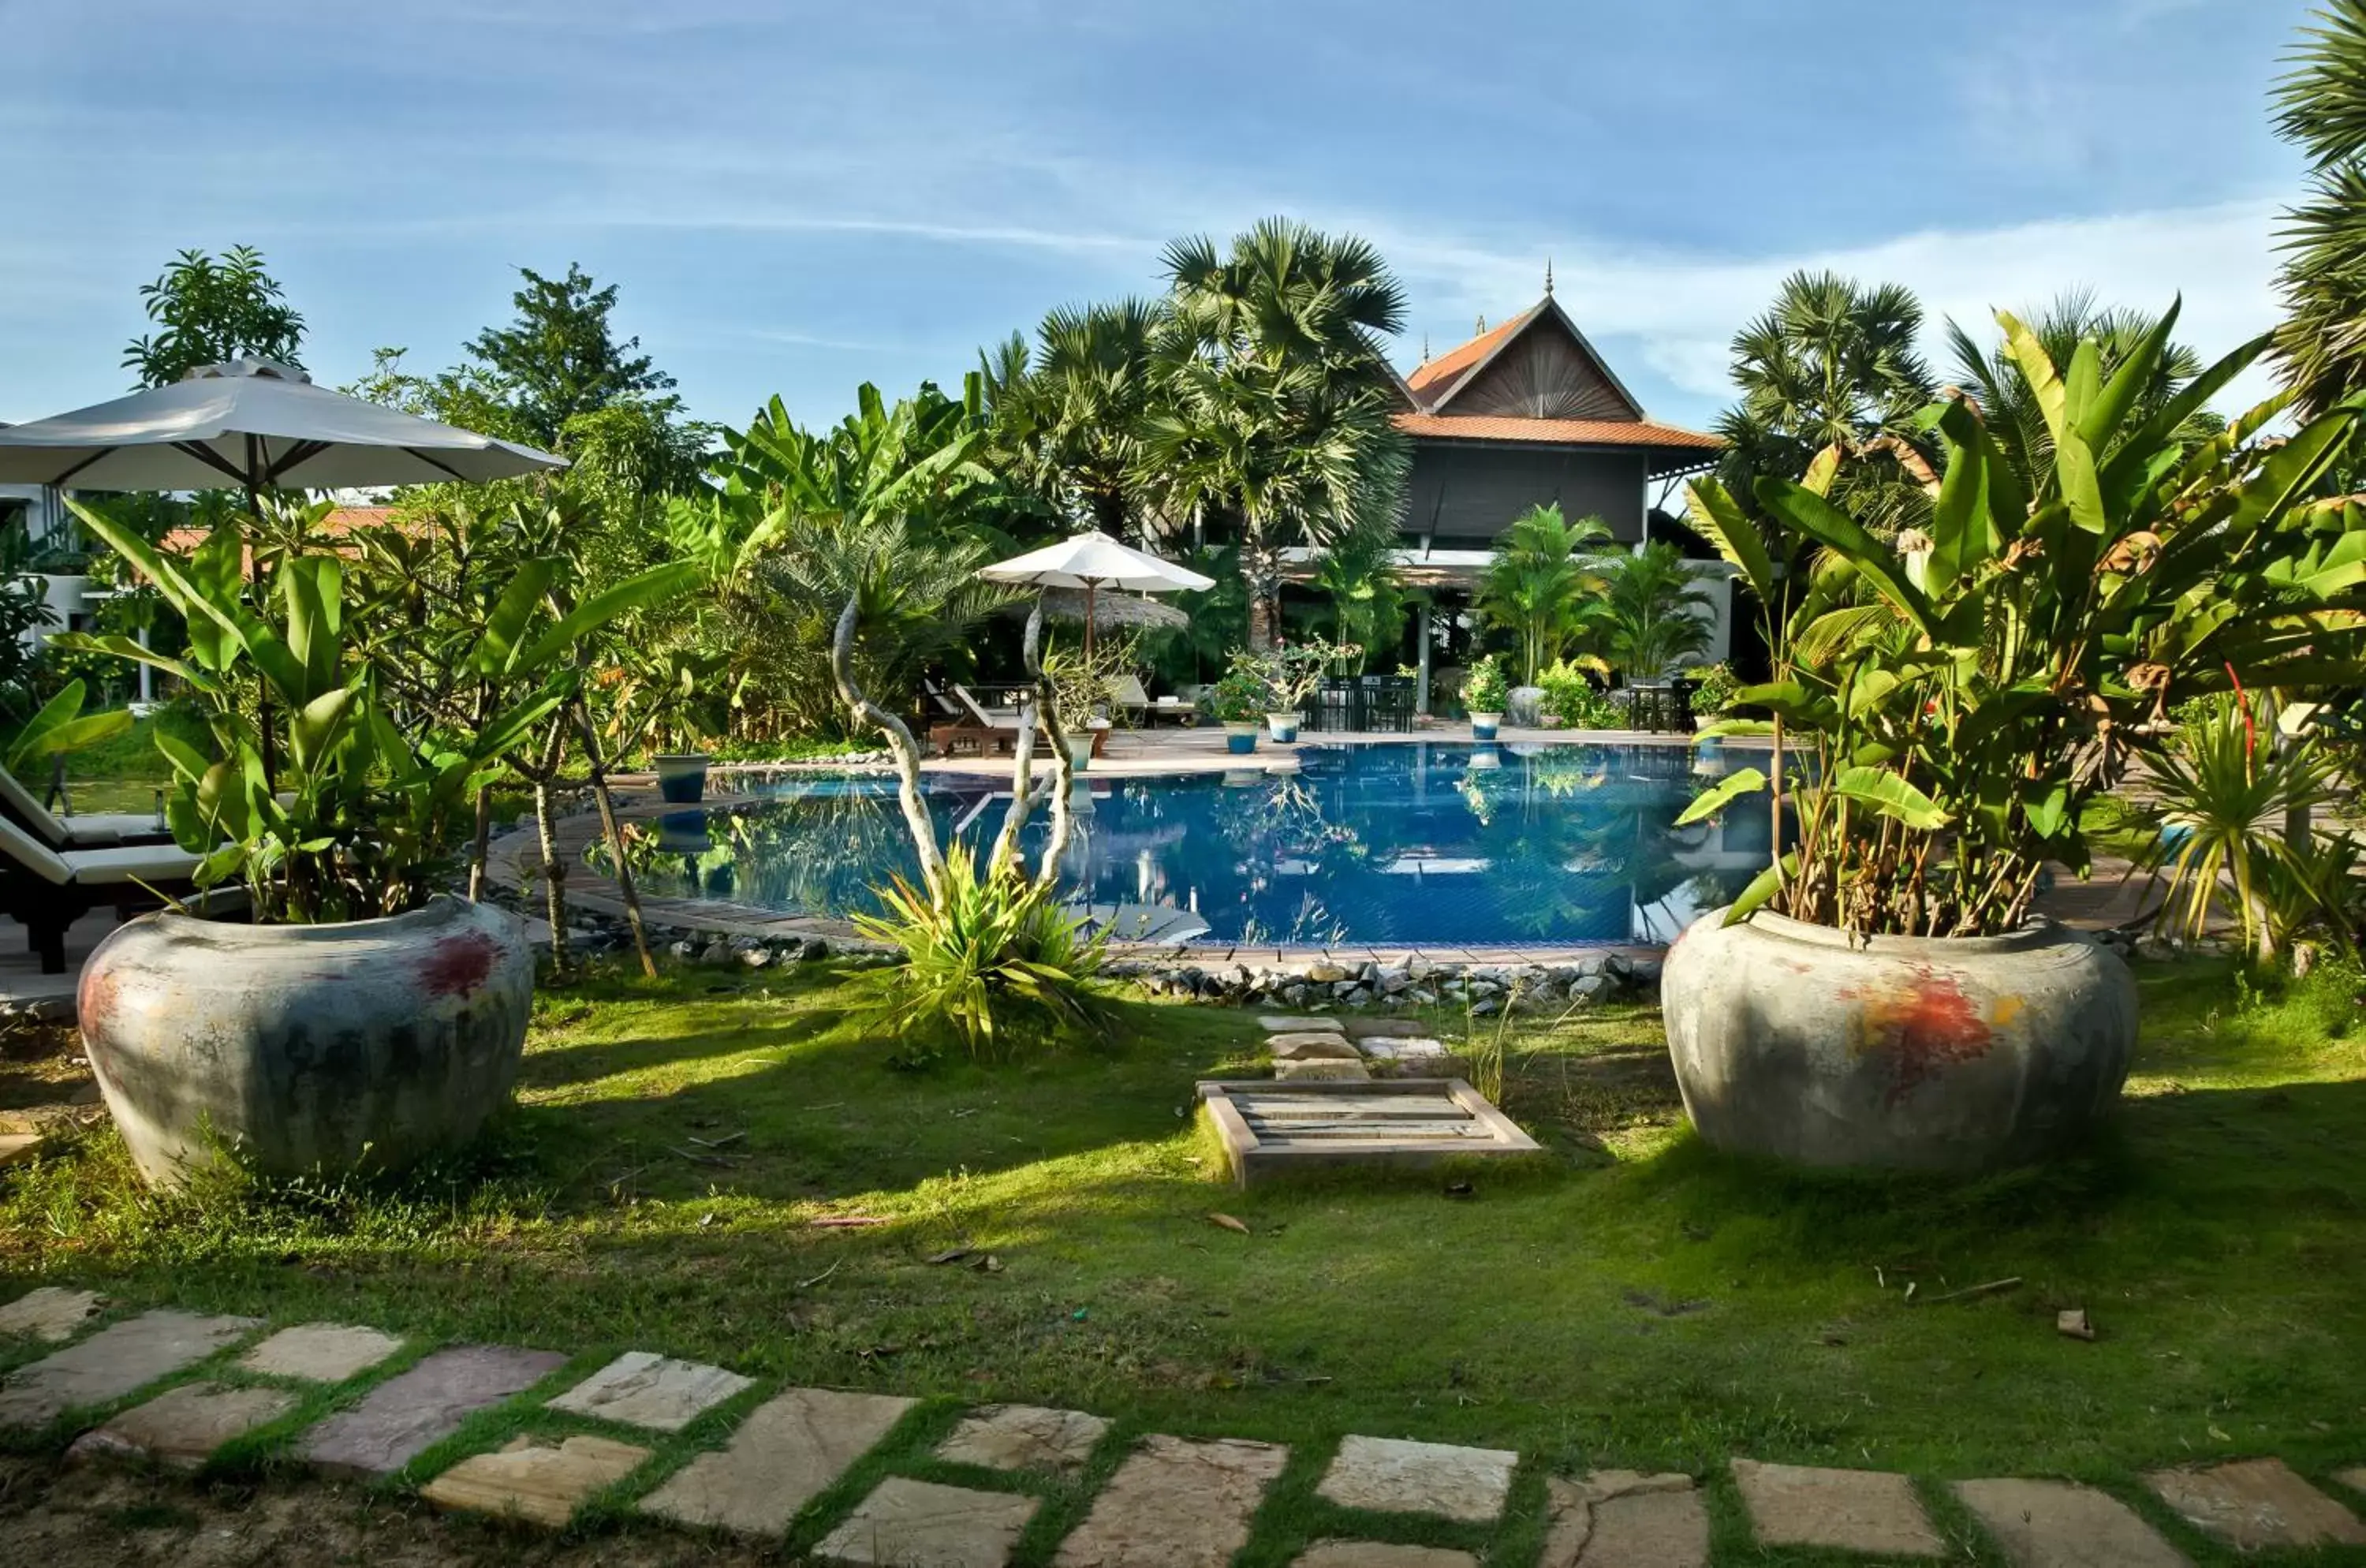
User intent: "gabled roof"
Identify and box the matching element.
[1403,296,1650,420]
[1391,413,1720,451]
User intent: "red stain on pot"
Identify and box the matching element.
[1842,968,1998,1103]
[419,931,499,999]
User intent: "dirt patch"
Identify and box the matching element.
[0,1456,771,1566]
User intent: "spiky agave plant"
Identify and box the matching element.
[852,842,1110,1062]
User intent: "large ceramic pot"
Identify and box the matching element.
[1264,711,1302,744]
[1468,712,1502,741]
[78,895,535,1189]
[1222,721,1260,755]
[1661,908,2135,1171]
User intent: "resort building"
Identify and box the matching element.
[1288,285,1727,710]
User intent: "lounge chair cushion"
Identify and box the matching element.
[59,842,205,885]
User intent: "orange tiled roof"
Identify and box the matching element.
[1392,412,1721,450]
[159,505,404,556]
[1403,314,1528,399]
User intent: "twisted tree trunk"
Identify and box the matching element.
[831,595,947,908]
[575,702,658,978]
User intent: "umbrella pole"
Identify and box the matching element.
[245,477,277,788]
[1084,581,1097,665]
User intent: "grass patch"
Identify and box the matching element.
[5,954,2365,1528]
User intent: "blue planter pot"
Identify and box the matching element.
[1469,714,1502,741]
[1265,712,1301,744]
[1223,723,1260,755]
[655,754,710,805]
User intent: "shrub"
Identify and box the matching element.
[852,842,1109,1061]
[1202,656,1271,723]
[1536,659,1624,729]
[1687,662,1743,716]
[1463,654,1510,715]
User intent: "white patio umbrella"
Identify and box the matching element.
[977,530,1213,660]
[0,359,564,494]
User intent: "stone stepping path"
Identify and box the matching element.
[67,1381,297,1472]
[938,1402,1109,1475]
[7,1286,2366,1562]
[299,1343,567,1479]
[1730,1458,1944,1557]
[1954,1478,2187,1567]
[1317,1434,1519,1523]
[818,1476,1040,1566]
[638,1384,914,1536]
[1053,1434,1288,1567]
[1258,1016,1454,1077]
[546,1349,752,1432]
[422,1432,651,1526]
[2145,1457,2366,1551]
[0,1308,259,1430]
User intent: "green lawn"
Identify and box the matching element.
[4,958,2365,1562]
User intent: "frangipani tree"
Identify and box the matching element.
[1683,303,2366,939]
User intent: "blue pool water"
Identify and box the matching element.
[613,742,1771,948]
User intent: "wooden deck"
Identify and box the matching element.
[1196,1077,1541,1187]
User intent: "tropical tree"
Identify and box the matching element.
[1946,291,2223,491]
[1593,542,1715,680]
[124,245,304,386]
[1307,517,1410,671]
[1142,218,1411,650]
[983,298,1168,540]
[463,263,681,448]
[1715,270,1939,544]
[2274,0,2366,415]
[1477,504,1614,681]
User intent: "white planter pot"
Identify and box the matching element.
[1468,711,1503,741]
[1265,711,1302,743]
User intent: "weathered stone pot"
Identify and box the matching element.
[78,895,534,1188]
[1661,908,2135,1171]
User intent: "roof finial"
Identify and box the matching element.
[1421,333,1431,361]
[1476,315,1487,335]
[1544,257,1554,297]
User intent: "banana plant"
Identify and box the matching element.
[1681,301,2366,938]
[59,498,695,924]
[3,680,132,779]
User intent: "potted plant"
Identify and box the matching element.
[1463,653,1510,740]
[1684,662,1742,730]
[61,510,691,1188]
[1251,638,1357,743]
[1204,659,1268,754]
[1666,308,2366,1170]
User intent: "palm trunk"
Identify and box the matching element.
[532,714,572,976]
[468,782,492,902]
[1242,536,1282,653]
[575,702,658,978]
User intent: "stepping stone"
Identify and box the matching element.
[1260,1015,1329,1031]
[299,1343,566,1480]
[239,1323,404,1383]
[0,1308,260,1430]
[1730,1458,1943,1557]
[1054,1434,1289,1568]
[1275,1058,1370,1082]
[2339,1466,2366,1496]
[1315,1435,1519,1525]
[1357,1039,1455,1073]
[1542,1472,1706,1568]
[2144,1457,2366,1551]
[67,1380,298,1471]
[0,1286,106,1344]
[546,1350,753,1432]
[1295,1545,1477,1568]
[0,1132,37,1167]
[422,1432,651,1528]
[1342,1018,1429,1040]
[639,1385,915,1537]
[1954,1478,2189,1567]
[937,1403,1110,1474]
[1269,1032,1360,1061]
[817,1476,1040,1566]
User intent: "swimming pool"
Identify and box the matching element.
[613,742,1771,949]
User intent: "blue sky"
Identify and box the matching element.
[0,0,2317,432]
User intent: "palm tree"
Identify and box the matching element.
[1946,291,2222,490]
[2274,1,2366,415]
[983,298,1168,540]
[1714,271,1939,544]
[1477,504,1614,682]
[1309,518,1410,671]
[1142,218,1411,650]
[1594,542,1714,681]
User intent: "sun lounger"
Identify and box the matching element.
[0,764,175,849]
[0,815,210,973]
[927,684,1109,760]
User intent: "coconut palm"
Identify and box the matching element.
[1946,291,2224,491]
[1714,271,1939,544]
[2275,0,2366,416]
[1477,504,1615,681]
[1593,542,1714,681]
[1143,218,1411,650]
